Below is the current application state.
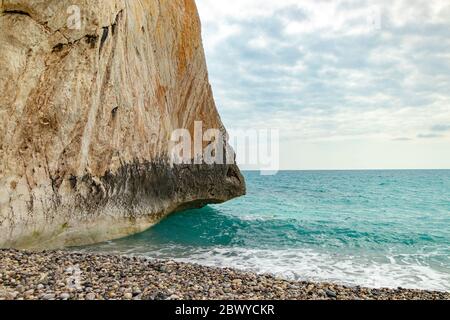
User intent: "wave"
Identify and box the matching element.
[83,241,450,292]
[169,247,450,292]
[80,205,450,292]
[80,170,450,292]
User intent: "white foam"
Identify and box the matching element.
[168,247,450,292]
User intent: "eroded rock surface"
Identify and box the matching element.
[0,0,245,248]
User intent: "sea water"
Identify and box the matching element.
[81,170,450,291]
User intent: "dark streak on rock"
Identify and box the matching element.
[111,10,124,35]
[85,35,98,49]
[111,23,117,35]
[73,161,245,221]
[52,43,64,53]
[2,10,31,17]
[100,27,109,52]
[68,175,77,189]
[111,106,119,117]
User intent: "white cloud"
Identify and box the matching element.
[248,35,270,49]
[196,0,450,169]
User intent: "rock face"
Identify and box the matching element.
[0,0,245,249]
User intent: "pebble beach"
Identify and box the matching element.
[0,249,448,300]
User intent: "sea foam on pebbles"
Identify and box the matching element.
[0,250,449,300]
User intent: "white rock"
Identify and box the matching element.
[0,0,245,249]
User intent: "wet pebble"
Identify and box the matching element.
[0,249,448,301]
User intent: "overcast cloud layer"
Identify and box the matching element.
[196,0,450,169]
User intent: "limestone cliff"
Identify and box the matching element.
[0,0,245,248]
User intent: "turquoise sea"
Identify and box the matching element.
[82,170,450,291]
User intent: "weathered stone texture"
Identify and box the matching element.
[0,0,245,248]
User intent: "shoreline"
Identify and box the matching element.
[1,249,448,300]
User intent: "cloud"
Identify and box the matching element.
[430,124,450,132]
[196,0,450,168]
[417,133,444,139]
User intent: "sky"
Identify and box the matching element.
[196,0,450,170]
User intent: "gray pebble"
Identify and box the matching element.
[42,293,55,300]
[86,293,96,300]
[0,249,448,301]
[60,293,70,300]
[326,290,337,298]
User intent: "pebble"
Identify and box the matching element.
[326,290,337,298]
[0,249,448,301]
[86,293,96,300]
[24,289,34,296]
[232,279,243,287]
[42,293,55,300]
[123,292,133,299]
[60,293,70,300]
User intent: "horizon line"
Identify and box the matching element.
[240,168,450,172]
